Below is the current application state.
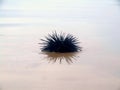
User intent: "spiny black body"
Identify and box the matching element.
[41,32,81,53]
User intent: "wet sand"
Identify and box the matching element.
[0,26,120,90]
[0,0,120,90]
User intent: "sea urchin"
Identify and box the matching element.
[40,32,81,53]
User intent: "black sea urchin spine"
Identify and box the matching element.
[40,32,81,53]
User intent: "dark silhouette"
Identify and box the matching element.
[40,32,81,53]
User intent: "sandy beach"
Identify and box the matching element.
[0,0,120,90]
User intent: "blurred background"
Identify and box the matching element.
[0,0,120,90]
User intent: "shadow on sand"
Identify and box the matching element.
[41,52,80,64]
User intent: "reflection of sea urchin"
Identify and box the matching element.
[40,32,81,53]
[42,52,78,64]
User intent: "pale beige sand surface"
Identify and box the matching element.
[0,0,120,90]
[0,26,120,90]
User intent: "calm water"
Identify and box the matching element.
[0,0,120,90]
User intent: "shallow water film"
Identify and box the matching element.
[0,0,120,90]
